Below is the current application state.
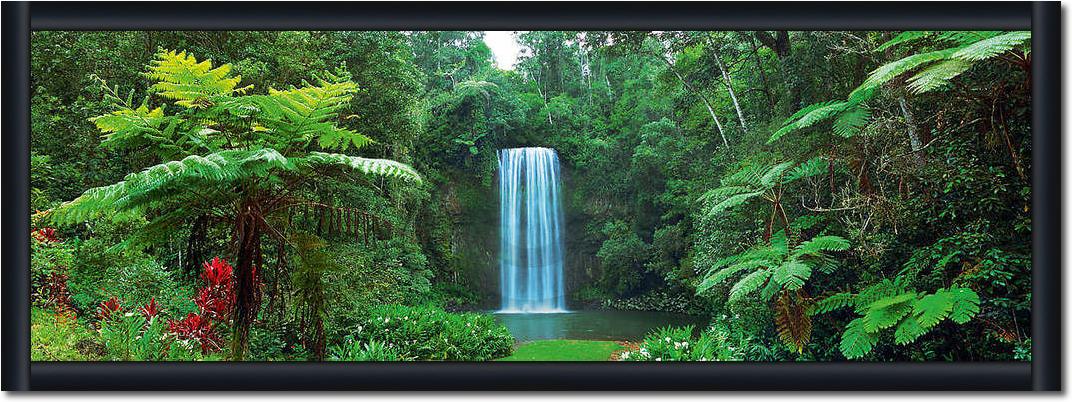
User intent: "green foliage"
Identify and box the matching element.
[346,305,514,361]
[31,308,100,361]
[812,280,981,359]
[700,157,828,217]
[619,324,746,362]
[99,313,205,361]
[328,337,401,361]
[773,31,1029,142]
[697,227,849,301]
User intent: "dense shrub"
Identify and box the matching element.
[322,240,434,339]
[600,289,708,315]
[67,236,194,315]
[619,324,746,362]
[98,312,206,361]
[346,305,514,361]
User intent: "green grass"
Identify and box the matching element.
[31,307,99,361]
[497,339,625,361]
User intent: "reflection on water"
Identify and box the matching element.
[494,310,708,342]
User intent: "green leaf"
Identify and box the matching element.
[840,318,879,359]
[914,290,956,328]
[773,260,812,290]
[948,287,981,324]
[794,235,850,257]
[729,269,772,302]
[861,292,916,332]
[893,315,926,345]
[951,31,1031,62]
[810,292,855,315]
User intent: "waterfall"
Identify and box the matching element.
[498,147,567,313]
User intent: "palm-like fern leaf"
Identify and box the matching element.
[145,50,251,107]
[951,31,1031,61]
[906,59,973,93]
[300,152,422,183]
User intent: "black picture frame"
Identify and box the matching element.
[2,1,1061,391]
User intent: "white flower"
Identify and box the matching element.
[665,337,672,342]
[621,352,631,360]
[682,342,689,348]
[655,358,662,361]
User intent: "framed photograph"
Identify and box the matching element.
[3,1,1060,391]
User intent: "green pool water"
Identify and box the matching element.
[493,310,708,342]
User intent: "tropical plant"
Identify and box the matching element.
[619,324,746,362]
[328,336,401,361]
[47,50,421,358]
[810,278,981,359]
[352,304,514,361]
[700,158,829,237]
[697,216,849,353]
[771,31,1030,142]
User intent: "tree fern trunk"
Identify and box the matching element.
[231,203,262,360]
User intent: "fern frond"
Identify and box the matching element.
[874,31,934,52]
[810,292,855,315]
[300,152,422,183]
[832,107,871,137]
[893,315,926,345]
[760,161,795,187]
[773,260,811,290]
[784,157,829,183]
[704,190,765,216]
[728,269,772,302]
[861,292,916,332]
[697,259,767,293]
[951,31,1031,62]
[146,50,249,108]
[793,235,850,257]
[859,47,961,91]
[948,287,981,324]
[913,289,955,328]
[906,59,973,94]
[775,293,812,353]
[840,318,879,359]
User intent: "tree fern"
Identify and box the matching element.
[772,30,1029,142]
[814,282,981,359]
[47,50,422,359]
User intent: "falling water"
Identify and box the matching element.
[498,147,567,313]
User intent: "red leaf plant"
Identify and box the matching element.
[32,227,60,243]
[96,296,122,322]
[167,257,239,354]
[168,313,223,353]
[139,297,161,320]
[195,257,236,321]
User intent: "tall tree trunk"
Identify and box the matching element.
[746,34,776,110]
[655,52,728,146]
[710,45,748,133]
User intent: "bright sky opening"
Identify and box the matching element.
[485,31,522,70]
